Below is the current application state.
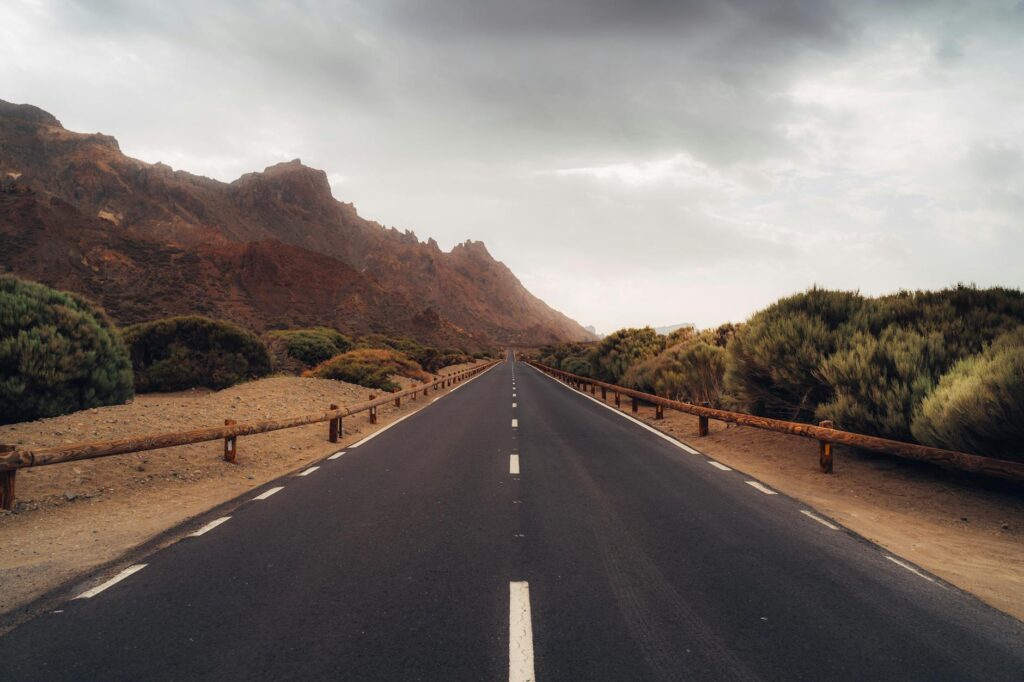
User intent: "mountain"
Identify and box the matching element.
[0,100,596,349]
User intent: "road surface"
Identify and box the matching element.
[1,353,1022,680]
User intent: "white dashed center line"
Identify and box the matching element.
[509,581,536,682]
[512,418,518,428]
[252,486,284,501]
[512,402,517,408]
[745,481,777,495]
[708,461,732,471]
[190,516,231,537]
[510,454,520,474]
[298,466,320,476]
[800,510,839,530]
[75,564,148,599]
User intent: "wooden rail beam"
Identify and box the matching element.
[527,361,1024,483]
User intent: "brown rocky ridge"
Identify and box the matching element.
[0,99,596,348]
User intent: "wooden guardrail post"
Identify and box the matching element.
[631,397,639,413]
[328,405,339,443]
[615,391,620,407]
[819,420,834,473]
[394,393,401,408]
[1,445,14,510]
[601,386,607,400]
[369,394,377,424]
[698,401,710,437]
[655,403,664,420]
[223,420,237,463]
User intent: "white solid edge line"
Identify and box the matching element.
[190,516,231,537]
[886,556,938,584]
[252,486,284,501]
[510,454,520,475]
[328,450,346,460]
[525,363,702,455]
[512,418,518,428]
[708,461,732,471]
[509,581,536,682]
[745,480,778,495]
[299,466,320,476]
[800,509,839,530]
[75,564,148,599]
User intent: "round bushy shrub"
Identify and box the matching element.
[124,316,272,392]
[307,348,431,391]
[911,328,1024,461]
[625,338,726,405]
[591,327,663,383]
[265,327,352,370]
[0,275,133,424]
[816,327,950,440]
[725,288,865,420]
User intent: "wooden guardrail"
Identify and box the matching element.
[0,361,499,510]
[526,360,1024,483]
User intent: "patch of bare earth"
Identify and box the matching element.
[0,363,486,621]
[606,397,1024,621]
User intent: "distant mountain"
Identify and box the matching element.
[655,323,695,335]
[0,100,597,349]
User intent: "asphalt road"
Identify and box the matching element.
[1,353,1022,680]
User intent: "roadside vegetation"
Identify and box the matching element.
[124,316,273,392]
[264,327,354,372]
[535,285,1024,462]
[306,347,432,391]
[0,275,134,424]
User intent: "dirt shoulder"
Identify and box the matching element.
[0,362,488,621]
[605,395,1024,621]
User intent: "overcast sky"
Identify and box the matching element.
[4,1,1023,332]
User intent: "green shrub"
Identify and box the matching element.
[0,275,133,423]
[591,327,663,383]
[307,348,431,391]
[911,328,1024,461]
[265,327,352,370]
[124,316,272,392]
[816,327,950,440]
[725,288,865,420]
[354,334,470,373]
[625,338,726,405]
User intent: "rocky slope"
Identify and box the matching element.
[0,99,595,348]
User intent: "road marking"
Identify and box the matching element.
[75,564,147,599]
[512,418,518,428]
[513,393,517,398]
[509,581,536,682]
[299,466,320,476]
[745,481,777,495]
[708,461,732,471]
[349,411,416,447]
[252,486,284,501]
[886,556,936,583]
[512,402,517,408]
[328,450,346,460]
[510,454,520,474]
[191,516,231,536]
[527,364,703,455]
[800,510,839,529]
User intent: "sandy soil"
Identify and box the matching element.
[602,395,1024,621]
[0,363,485,621]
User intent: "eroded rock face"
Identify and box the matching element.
[0,99,596,347]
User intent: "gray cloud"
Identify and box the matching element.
[3,0,1023,330]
